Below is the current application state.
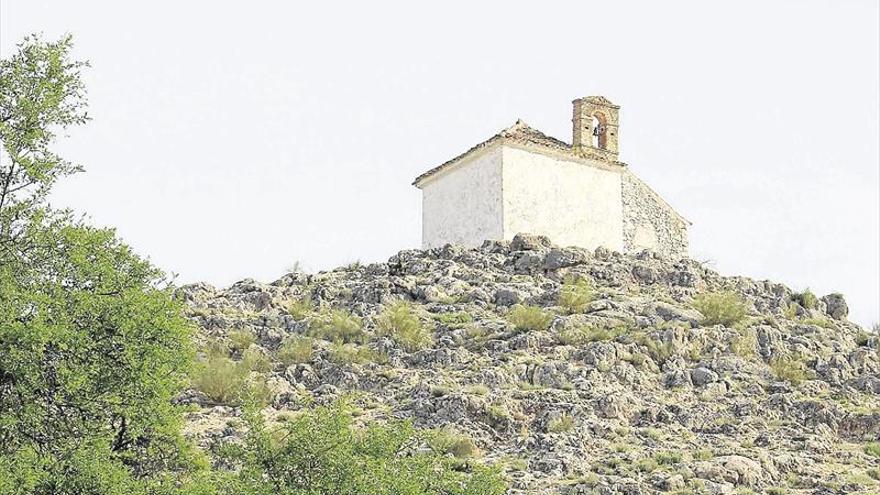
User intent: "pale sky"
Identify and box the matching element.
[2,1,878,326]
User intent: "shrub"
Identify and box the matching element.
[802,317,834,329]
[558,325,626,345]
[434,311,474,328]
[228,330,256,353]
[276,335,314,365]
[226,402,507,494]
[376,300,433,351]
[558,276,595,314]
[465,384,490,396]
[769,354,808,385]
[730,328,758,358]
[791,289,818,310]
[427,427,480,459]
[547,414,576,433]
[693,449,714,461]
[242,346,273,372]
[693,291,748,326]
[312,308,365,343]
[288,295,315,320]
[635,334,675,366]
[507,304,554,332]
[654,450,683,466]
[865,442,880,458]
[636,457,659,473]
[191,354,249,404]
[328,342,380,365]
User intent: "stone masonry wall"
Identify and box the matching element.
[621,170,689,258]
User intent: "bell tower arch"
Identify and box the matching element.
[572,96,620,162]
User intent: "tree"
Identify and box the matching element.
[0,35,506,494]
[0,35,199,493]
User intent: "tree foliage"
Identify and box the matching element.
[0,34,506,494]
[0,35,200,493]
[225,402,506,495]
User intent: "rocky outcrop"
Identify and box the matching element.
[180,234,880,494]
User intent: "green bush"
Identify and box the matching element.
[654,450,683,466]
[635,334,675,366]
[228,330,256,353]
[288,294,314,320]
[769,354,808,385]
[636,457,659,473]
[547,414,576,433]
[434,311,474,328]
[730,328,758,358]
[865,442,880,458]
[191,355,248,404]
[558,325,626,345]
[558,276,595,314]
[693,291,748,326]
[791,289,818,310]
[242,346,272,372]
[328,342,381,365]
[427,427,480,459]
[225,403,507,495]
[276,335,314,365]
[376,300,433,351]
[507,304,554,332]
[311,308,365,343]
[191,354,272,406]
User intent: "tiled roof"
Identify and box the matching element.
[412,120,571,186]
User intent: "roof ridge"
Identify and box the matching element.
[412,121,572,187]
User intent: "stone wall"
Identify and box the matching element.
[621,170,689,257]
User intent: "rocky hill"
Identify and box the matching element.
[178,234,880,494]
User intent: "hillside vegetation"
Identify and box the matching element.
[181,233,880,494]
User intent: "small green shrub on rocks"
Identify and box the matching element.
[693,291,748,326]
[547,414,576,433]
[329,342,381,365]
[242,346,272,372]
[312,308,365,343]
[634,334,675,366]
[558,325,626,345]
[730,328,758,358]
[428,427,480,459]
[507,304,554,332]
[865,442,880,459]
[228,329,256,353]
[434,311,474,328]
[191,353,271,405]
[791,289,818,310]
[770,354,808,385]
[377,300,433,351]
[277,335,314,365]
[288,294,315,320]
[558,276,595,314]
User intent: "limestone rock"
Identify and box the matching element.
[179,235,876,495]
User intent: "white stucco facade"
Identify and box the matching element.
[413,100,689,257]
[501,146,624,251]
[418,143,626,252]
[420,146,504,249]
